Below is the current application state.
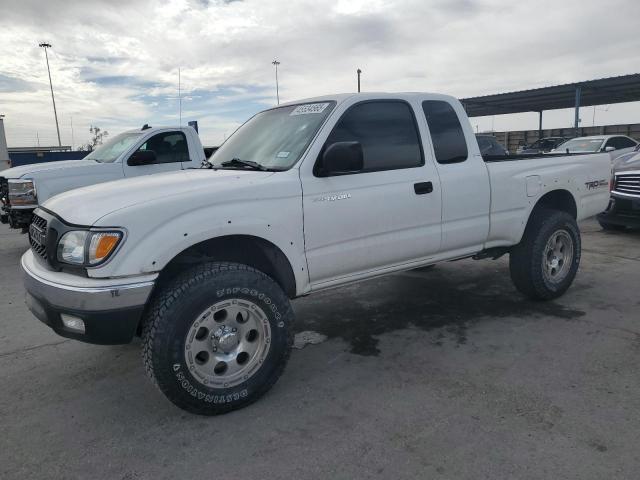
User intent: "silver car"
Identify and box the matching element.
[550,135,638,162]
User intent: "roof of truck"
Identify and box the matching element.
[121,125,197,134]
[278,92,460,108]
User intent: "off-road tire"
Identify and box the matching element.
[141,262,294,415]
[509,209,581,300]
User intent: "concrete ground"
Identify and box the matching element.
[1,219,639,480]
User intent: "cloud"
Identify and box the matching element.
[0,0,639,147]
[0,74,38,93]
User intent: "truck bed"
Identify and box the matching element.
[483,152,594,162]
[483,151,611,249]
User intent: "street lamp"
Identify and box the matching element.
[39,42,62,147]
[272,60,280,105]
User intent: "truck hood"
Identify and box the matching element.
[42,168,275,226]
[614,152,640,172]
[0,159,99,179]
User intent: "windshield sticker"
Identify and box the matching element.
[276,151,290,158]
[290,103,330,115]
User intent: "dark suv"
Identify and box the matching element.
[597,146,640,230]
[517,137,569,155]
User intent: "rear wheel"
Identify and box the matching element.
[142,262,294,415]
[509,209,581,300]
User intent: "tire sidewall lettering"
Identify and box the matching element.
[175,368,249,404]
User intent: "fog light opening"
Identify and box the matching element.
[61,314,85,333]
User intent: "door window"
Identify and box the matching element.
[422,100,468,164]
[134,131,189,164]
[320,101,423,174]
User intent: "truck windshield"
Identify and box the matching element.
[554,138,604,153]
[84,132,142,163]
[209,101,336,171]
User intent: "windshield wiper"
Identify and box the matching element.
[219,158,269,171]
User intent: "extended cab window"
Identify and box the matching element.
[322,101,423,173]
[422,100,468,164]
[135,131,189,164]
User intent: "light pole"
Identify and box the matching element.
[39,43,61,147]
[272,60,280,105]
[357,68,362,92]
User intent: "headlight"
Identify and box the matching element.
[57,231,87,264]
[8,179,37,206]
[57,230,123,266]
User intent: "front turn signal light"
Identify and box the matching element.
[88,232,122,265]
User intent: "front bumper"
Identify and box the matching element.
[597,194,640,229]
[0,205,34,229]
[21,250,157,344]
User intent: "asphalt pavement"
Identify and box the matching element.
[1,219,639,479]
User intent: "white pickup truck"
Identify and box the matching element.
[0,126,206,231]
[21,93,611,415]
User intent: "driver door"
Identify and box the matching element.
[301,100,442,287]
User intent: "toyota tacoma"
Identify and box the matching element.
[21,93,611,415]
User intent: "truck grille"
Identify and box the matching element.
[0,177,8,207]
[614,173,640,196]
[29,213,48,260]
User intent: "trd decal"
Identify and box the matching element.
[584,180,608,190]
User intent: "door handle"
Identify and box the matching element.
[414,182,433,195]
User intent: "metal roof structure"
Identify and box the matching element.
[7,146,72,153]
[460,74,640,118]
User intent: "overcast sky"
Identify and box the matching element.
[1,0,639,148]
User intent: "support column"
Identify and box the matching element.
[538,111,543,140]
[574,86,582,136]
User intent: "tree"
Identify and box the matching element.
[81,125,109,151]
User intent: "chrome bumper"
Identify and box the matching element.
[22,251,156,311]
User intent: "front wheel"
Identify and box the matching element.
[509,209,581,300]
[142,262,294,415]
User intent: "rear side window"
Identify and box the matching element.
[323,101,423,173]
[422,100,468,164]
[610,136,637,149]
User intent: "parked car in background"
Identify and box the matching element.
[21,92,610,414]
[476,134,509,156]
[204,146,219,159]
[1,126,207,232]
[597,149,640,230]
[517,137,570,155]
[550,135,638,163]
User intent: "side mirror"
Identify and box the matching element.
[128,150,157,166]
[604,146,616,153]
[319,141,364,176]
